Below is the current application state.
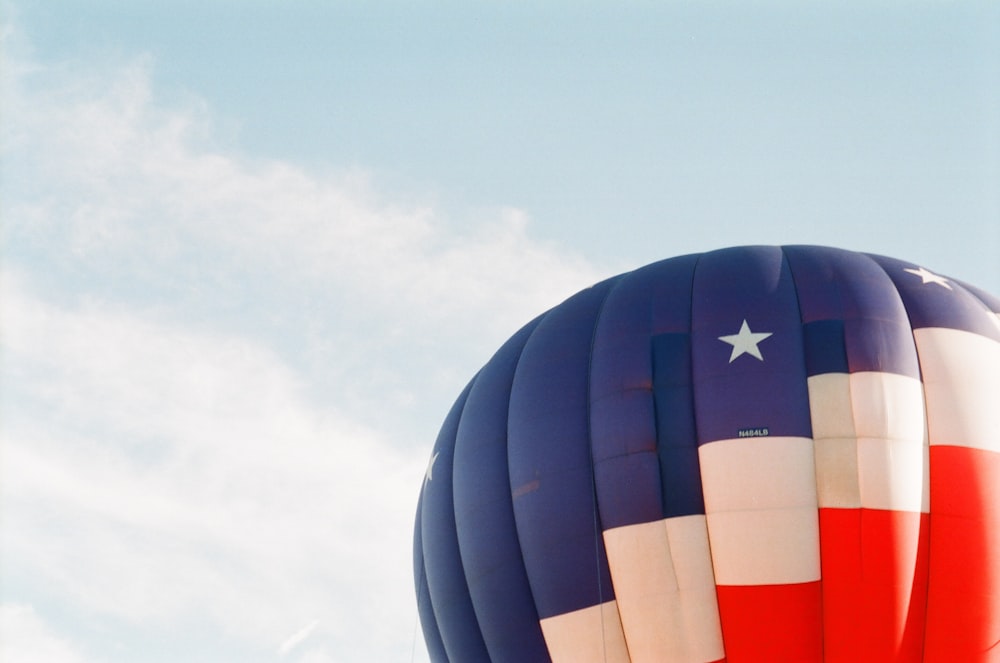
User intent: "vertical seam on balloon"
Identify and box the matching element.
[780,245,826,662]
[781,245,826,661]
[438,380,488,661]
[415,492,447,662]
[502,312,556,663]
[456,376,490,661]
[457,316,550,662]
[651,257,689,616]
[843,279,864,657]
[650,268,683,624]
[864,252,933,663]
[686,249,730,662]
[414,487,448,662]
[586,274,632,663]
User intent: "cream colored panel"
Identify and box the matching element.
[814,437,861,508]
[857,436,930,512]
[849,372,926,442]
[540,600,631,663]
[847,371,928,512]
[810,372,929,511]
[604,516,725,663]
[705,507,821,585]
[914,328,1000,451]
[700,436,820,585]
[808,374,861,508]
[699,436,818,512]
[665,515,719,592]
[807,373,856,440]
[614,584,723,663]
[664,516,726,662]
[604,519,678,596]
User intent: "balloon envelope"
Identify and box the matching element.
[414,245,1000,662]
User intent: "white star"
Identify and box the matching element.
[718,319,773,363]
[904,266,952,290]
[424,452,439,484]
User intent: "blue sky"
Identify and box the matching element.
[1,2,997,662]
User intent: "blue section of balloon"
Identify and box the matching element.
[453,318,548,662]
[419,383,491,661]
[507,278,620,621]
[690,247,812,443]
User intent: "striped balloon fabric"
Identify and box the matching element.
[414,245,1000,663]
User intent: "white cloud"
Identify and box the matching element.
[0,604,89,663]
[2,276,428,659]
[2,37,608,441]
[2,43,603,337]
[0,24,608,662]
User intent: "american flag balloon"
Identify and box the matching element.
[414,245,1000,662]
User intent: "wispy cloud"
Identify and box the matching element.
[278,619,321,657]
[2,275,425,657]
[0,29,605,662]
[2,31,608,437]
[2,39,603,334]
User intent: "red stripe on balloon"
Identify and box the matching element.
[923,445,1000,662]
[715,581,823,661]
[818,508,929,662]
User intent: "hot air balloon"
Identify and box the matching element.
[414,245,1000,662]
